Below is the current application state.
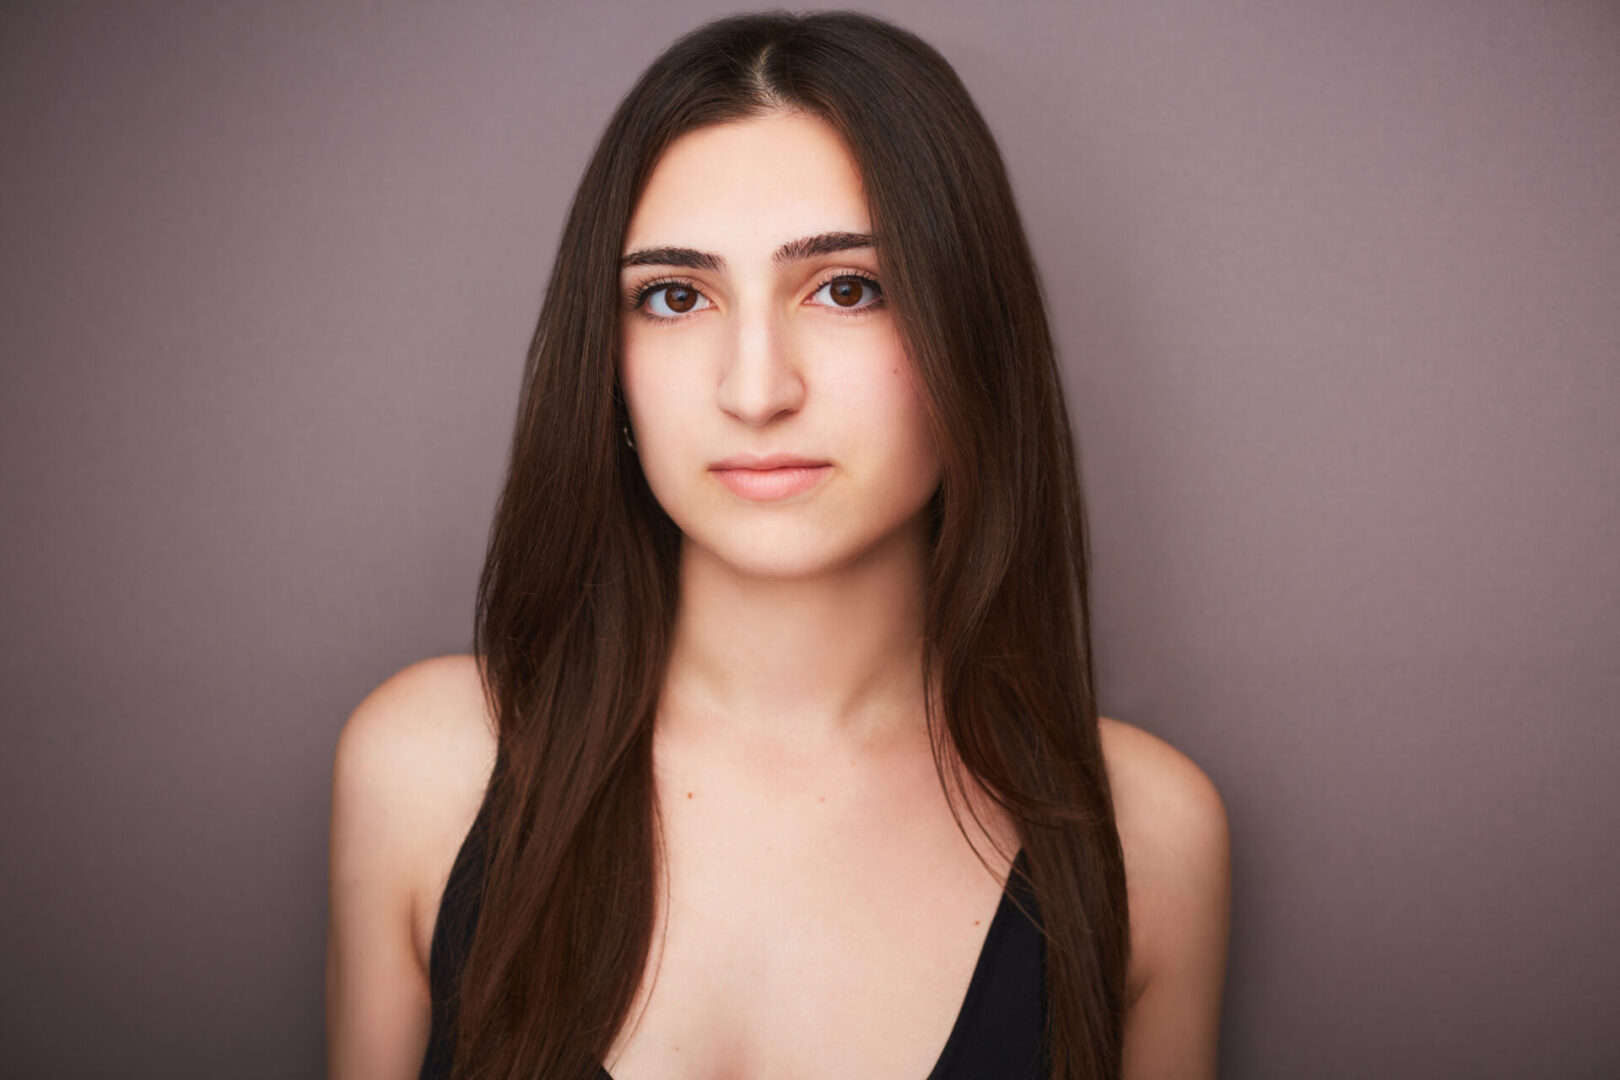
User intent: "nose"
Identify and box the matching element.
[714,297,805,427]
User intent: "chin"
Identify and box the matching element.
[685,510,930,582]
[686,529,861,581]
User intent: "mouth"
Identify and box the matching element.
[709,462,832,501]
[709,452,830,470]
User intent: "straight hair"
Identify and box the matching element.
[458,10,1128,1079]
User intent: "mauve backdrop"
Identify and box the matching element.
[2,2,1616,1077]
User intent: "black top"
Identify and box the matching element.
[420,799,1048,1080]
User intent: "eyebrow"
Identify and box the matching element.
[618,231,877,273]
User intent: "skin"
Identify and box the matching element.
[617,110,943,753]
[327,111,1231,1080]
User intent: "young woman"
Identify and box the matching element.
[327,11,1230,1080]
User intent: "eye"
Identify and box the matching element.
[631,279,714,320]
[626,272,885,322]
[810,273,884,314]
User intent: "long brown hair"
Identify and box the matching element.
[458,10,1128,1079]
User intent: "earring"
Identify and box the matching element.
[622,423,636,450]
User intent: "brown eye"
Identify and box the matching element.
[638,280,713,319]
[663,285,698,313]
[810,274,883,313]
[829,278,865,306]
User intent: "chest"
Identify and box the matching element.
[600,739,1025,1080]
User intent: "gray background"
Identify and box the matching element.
[2,2,1616,1077]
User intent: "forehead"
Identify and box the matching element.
[623,112,872,257]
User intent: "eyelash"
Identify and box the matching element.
[624,270,885,323]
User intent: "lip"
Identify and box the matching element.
[709,454,832,501]
[709,452,830,470]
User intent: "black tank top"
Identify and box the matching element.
[419,798,1048,1080]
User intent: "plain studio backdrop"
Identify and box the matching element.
[1,2,1616,1077]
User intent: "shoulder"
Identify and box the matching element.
[337,653,496,770]
[1097,714,1231,956]
[331,654,498,961]
[1097,715,1229,870]
[1097,715,1232,1073]
[326,658,496,1071]
[334,653,497,831]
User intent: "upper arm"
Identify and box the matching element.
[326,656,489,1080]
[1102,718,1233,1080]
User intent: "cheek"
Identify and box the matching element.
[619,349,706,512]
[861,358,942,492]
[901,408,944,494]
[885,347,937,444]
[619,342,685,447]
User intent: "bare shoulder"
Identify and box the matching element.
[332,653,498,964]
[337,653,497,773]
[334,653,498,835]
[327,654,497,1075]
[1097,715,1229,856]
[1097,715,1232,1077]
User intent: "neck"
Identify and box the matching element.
[660,516,934,757]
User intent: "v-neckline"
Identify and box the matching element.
[598,848,1027,1080]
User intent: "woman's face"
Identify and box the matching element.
[618,111,942,579]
